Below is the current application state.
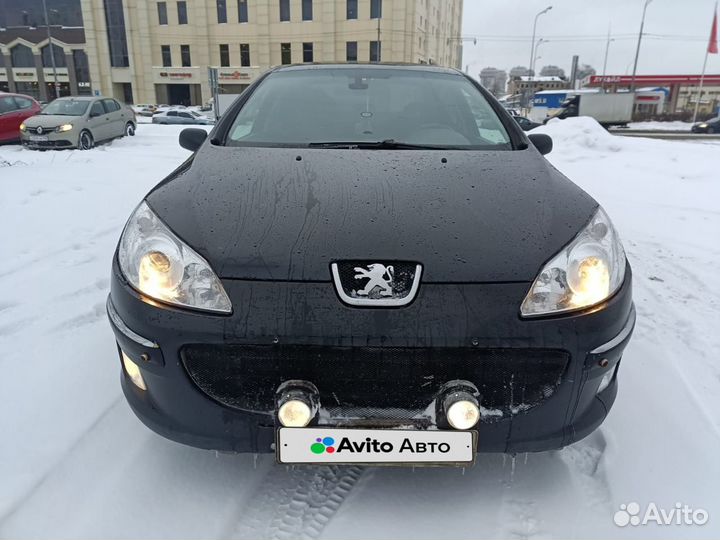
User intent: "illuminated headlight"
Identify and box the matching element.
[521,206,626,317]
[19,123,27,132]
[56,123,73,133]
[698,123,708,128]
[122,351,147,390]
[118,201,232,313]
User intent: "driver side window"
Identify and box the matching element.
[90,102,104,116]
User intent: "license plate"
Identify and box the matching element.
[277,427,475,465]
[29,135,48,142]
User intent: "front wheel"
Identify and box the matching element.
[125,122,136,136]
[78,130,94,150]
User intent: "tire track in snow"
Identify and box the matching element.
[229,465,364,540]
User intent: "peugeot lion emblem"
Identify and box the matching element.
[354,264,394,297]
[331,261,423,307]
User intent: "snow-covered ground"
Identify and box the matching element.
[1,119,718,539]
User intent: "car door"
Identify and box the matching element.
[0,95,20,142]
[87,100,111,141]
[101,99,124,137]
[178,112,195,124]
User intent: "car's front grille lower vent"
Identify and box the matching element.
[181,345,569,420]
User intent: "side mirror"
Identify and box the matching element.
[528,133,553,155]
[179,128,208,152]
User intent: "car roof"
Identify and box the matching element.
[271,62,462,76]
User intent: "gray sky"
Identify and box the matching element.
[460,0,719,77]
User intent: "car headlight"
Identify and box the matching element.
[698,123,708,128]
[118,201,232,313]
[56,123,73,133]
[19,123,27,132]
[520,206,626,317]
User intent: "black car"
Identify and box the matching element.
[107,64,634,465]
[691,116,720,133]
[513,115,542,131]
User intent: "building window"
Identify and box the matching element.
[177,1,188,24]
[240,43,250,66]
[41,43,67,67]
[346,41,357,62]
[281,42,291,64]
[302,0,312,20]
[302,42,313,63]
[161,45,172,67]
[346,0,357,19]
[370,0,382,19]
[238,0,248,22]
[10,44,35,68]
[157,2,168,24]
[103,0,130,67]
[180,44,191,66]
[279,0,290,21]
[370,40,381,62]
[219,44,230,67]
[72,50,91,94]
[217,0,227,23]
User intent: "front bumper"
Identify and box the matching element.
[21,129,78,149]
[108,257,634,454]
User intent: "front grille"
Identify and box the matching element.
[182,345,569,419]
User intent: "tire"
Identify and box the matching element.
[125,122,136,136]
[78,130,94,150]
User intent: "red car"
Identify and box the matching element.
[0,93,42,143]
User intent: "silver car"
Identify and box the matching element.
[20,96,137,150]
[152,109,213,125]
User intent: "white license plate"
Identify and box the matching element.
[29,135,48,142]
[277,427,475,465]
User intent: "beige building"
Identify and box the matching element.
[80,0,463,105]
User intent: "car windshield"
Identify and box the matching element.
[225,67,512,149]
[41,100,89,116]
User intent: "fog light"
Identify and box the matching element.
[122,351,147,390]
[446,399,480,430]
[278,399,312,427]
[276,380,319,427]
[597,365,617,394]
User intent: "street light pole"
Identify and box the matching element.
[630,0,653,92]
[532,38,548,75]
[602,31,615,77]
[529,6,552,77]
[42,0,60,99]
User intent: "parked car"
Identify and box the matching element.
[108,64,634,464]
[0,93,42,143]
[513,115,542,131]
[133,104,157,117]
[152,109,213,125]
[20,96,136,150]
[691,117,720,133]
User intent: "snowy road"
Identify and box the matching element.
[1,120,718,539]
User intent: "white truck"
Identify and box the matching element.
[546,92,634,127]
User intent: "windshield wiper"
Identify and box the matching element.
[308,139,454,150]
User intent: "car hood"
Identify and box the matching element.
[146,145,597,282]
[23,114,81,127]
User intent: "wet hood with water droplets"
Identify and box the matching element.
[146,144,597,282]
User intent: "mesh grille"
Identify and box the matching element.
[181,345,569,419]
